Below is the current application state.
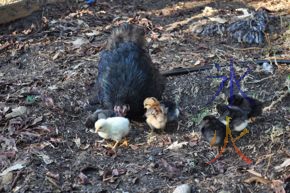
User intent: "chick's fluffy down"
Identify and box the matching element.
[95,117,130,142]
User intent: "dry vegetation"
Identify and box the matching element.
[0,0,289,193]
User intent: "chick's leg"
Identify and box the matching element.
[120,138,129,147]
[160,127,166,134]
[147,122,155,135]
[112,141,119,150]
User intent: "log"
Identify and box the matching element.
[0,0,66,25]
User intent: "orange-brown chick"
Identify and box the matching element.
[144,97,160,110]
[144,97,168,133]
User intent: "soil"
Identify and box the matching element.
[0,0,289,193]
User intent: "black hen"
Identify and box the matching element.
[227,94,263,121]
[217,104,249,132]
[97,23,166,119]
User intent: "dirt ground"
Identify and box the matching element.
[0,0,290,193]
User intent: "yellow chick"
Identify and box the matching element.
[95,117,130,150]
[144,97,168,133]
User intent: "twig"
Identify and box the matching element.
[246,76,272,84]
[263,90,289,112]
[223,45,262,50]
[10,171,22,190]
[264,154,273,176]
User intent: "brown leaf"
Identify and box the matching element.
[30,116,43,127]
[105,148,117,158]
[244,176,270,184]
[246,169,263,177]
[46,171,60,181]
[160,158,181,177]
[28,142,52,150]
[271,180,286,193]
[112,168,127,176]
[0,151,16,159]
[78,172,90,185]
[0,171,13,187]
[5,106,27,119]
[129,144,139,150]
[43,96,55,108]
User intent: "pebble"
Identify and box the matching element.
[173,184,192,193]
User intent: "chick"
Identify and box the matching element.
[199,115,226,148]
[227,94,263,122]
[144,97,168,133]
[217,104,249,132]
[95,117,130,150]
[162,101,180,122]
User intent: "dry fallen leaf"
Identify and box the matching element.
[5,106,27,119]
[129,144,139,150]
[208,17,227,23]
[52,52,60,60]
[246,169,263,177]
[271,180,286,193]
[112,168,127,176]
[0,161,27,176]
[78,172,90,185]
[244,176,270,184]
[0,171,13,187]
[166,141,188,151]
[71,37,89,48]
[173,184,192,193]
[46,171,60,181]
[73,137,81,148]
[274,159,290,172]
[31,116,43,127]
[160,158,181,177]
[38,152,53,165]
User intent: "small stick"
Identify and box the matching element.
[263,90,289,112]
[246,76,272,84]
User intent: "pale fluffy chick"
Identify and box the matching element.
[95,117,130,149]
[144,97,168,133]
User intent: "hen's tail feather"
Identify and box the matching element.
[106,23,146,50]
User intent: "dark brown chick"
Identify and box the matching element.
[144,97,168,133]
[227,94,263,122]
[200,115,226,148]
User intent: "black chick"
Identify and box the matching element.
[216,104,249,132]
[97,23,166,119]
[162,101,180,122]
[227,94,263,122]
[199,115,226,148]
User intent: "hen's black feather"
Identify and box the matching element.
[97,23,166,119]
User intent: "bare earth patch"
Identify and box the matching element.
[0,0,289,192]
